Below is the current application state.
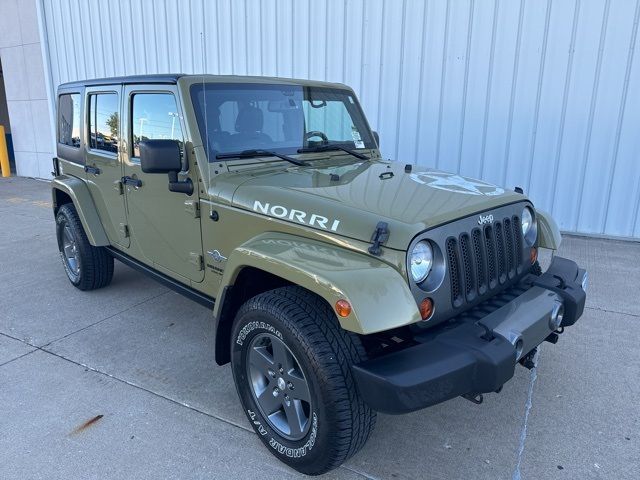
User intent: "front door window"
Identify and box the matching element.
[131,93,183,158]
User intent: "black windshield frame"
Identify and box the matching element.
[190,83,376,162]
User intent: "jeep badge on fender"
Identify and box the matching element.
[51,74,587,475]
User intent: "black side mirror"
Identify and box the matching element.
[140,139,182,173]
[139,139,193,195]
[372,131,380,148]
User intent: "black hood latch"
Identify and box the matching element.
[368,222,390,256]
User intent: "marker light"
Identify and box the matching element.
[530,247,538,264]
[335,299,352,317]
[419,298,434,320]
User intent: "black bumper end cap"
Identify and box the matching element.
[531,256,586,327]
[352,323,516,415]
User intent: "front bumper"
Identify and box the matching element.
[352,256,587,414]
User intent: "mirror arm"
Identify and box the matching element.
[167,171,194,195]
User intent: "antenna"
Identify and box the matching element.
[200,31,213,216]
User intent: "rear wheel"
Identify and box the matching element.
[55,203,114,290]
[230,286,376,475]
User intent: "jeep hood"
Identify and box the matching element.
[230,160,524,251]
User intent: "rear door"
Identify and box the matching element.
[121,84,204,282]
[84,85,129,247]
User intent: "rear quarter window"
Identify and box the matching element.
[58,93,81,148]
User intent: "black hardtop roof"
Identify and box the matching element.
[58,74,185,90]
[57,74,348,91]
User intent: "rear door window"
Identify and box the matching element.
[88,93,119,155]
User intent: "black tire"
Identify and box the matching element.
[55,203,114,291]
[230,286,376,475]
[530,260,543,276]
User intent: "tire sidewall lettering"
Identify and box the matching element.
[236,320,282,346]
[248,409,319,458]
[247,409,269,436]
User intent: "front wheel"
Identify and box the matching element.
[230,286,376,475]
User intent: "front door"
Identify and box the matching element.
[84,85,129,247]
[121,84,204,283]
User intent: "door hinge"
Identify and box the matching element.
[189,252,204,271]
[184,199,200,218]
[114,179,124,195]
[119,223,130,238]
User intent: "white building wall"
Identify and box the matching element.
[0,0,53,178]
[25,0,640,238]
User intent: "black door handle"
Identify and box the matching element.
[84,165,101,175]
[122,176,142,188]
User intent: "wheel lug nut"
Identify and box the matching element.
[268,369,276,378]
[273,387,279,397]
[287,382,294,390]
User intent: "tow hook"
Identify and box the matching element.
[545,332,560,344]
[462,393,483,404]
[519,347,538,370]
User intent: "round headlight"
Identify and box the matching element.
[410,241,433,283]
[521,206,537,245]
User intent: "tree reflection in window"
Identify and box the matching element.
[132,93,183,157]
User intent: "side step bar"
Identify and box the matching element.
[106,247,215,309]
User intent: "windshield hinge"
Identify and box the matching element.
[119,223,130,238]
[189,252,204,271]
[184,199,200,218]
[368,221,390,256]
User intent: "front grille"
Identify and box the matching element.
[472,229,486,294]
[446,238,460,302]
[447,215,525,308]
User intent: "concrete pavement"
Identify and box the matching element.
[1,176,638,479]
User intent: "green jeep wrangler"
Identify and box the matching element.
[51,74,587,475]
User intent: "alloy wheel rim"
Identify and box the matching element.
[246,333,312,441]
[61,224,80,275]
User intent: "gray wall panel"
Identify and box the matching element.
[40,0,640,238]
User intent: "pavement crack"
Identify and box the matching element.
[0,331,39,347]
[512,347,541,480]
[0,331,254,435]
[35,347,255,436]
[0,349,38,368]
[340,464,384,480]
[585,305,640,318]
[42,290,171,348]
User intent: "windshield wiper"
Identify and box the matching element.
[216,149,307,166]
[297,145,369,161]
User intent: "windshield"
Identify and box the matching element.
[190,83,376,160]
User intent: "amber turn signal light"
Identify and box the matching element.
[530,247,538,264]
[419,298,434,320]
[335,299,352,317]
